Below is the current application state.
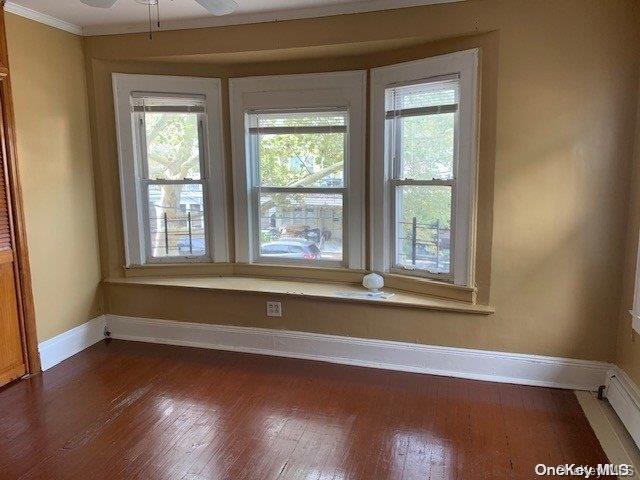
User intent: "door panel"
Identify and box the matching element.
[0,90,26,387]
[0,251,25,385]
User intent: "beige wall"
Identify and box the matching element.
[616,81,640,384]
[6,14,102,341]
[85,0,640,361]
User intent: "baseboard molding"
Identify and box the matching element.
[606,368,640,451]
[106,314,611,390]
[38,316,107,370]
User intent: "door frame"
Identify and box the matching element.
[0,4,40,374]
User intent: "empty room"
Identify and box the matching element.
[1,0,640,478]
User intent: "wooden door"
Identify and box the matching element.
[0,92,25,386]
[0,5,39,386]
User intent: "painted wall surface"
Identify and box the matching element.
[616,84,640,385]
[85,0,640,361]
[6,14,102,341]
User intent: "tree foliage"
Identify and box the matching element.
[146,112,200,180]
[258,132,344,187]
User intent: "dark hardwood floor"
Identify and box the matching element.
[0,340,609,479]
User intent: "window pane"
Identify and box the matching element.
[148,183,205,258]
[254,111,346,188]
[386,78,458,181]
[399,113,454,180]
[395,185,451,275]
[259,192,343,262]
[144,111,201,180]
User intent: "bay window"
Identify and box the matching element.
[113,56,478,293]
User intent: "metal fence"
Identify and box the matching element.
[397,217,450,272]
[149,211,206,256]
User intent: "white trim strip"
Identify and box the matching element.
[38,316,107,370]
[106,314,612,390]
[4,2,83,35]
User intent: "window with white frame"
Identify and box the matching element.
[113,74,229,266]
[248,110,348,264]
[371,50,479,285]
[230,72,366,269]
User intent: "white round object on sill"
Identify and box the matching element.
[362,273,384,294]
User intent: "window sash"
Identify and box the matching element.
[141,179,210,262]
[389,182,455,281]
[136,108,211,263]
[252,188,346,267]
[136,111,207,182]
[387,87,458,281]
[388,101,458,183]
[248,109,349,267]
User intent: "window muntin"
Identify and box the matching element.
[249,110,348,265]
[134,95,209,261]
[386,77,459,280]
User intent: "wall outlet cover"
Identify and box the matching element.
[266,301,282,317]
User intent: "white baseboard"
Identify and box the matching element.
[606,368,640,451]
[106,314,611,390]
[38,316,107,370]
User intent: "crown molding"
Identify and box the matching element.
[5,0,461,37]
[4,2,83,35]
[84,0,461,36]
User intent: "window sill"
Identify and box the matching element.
[123,263,477,303]
[109,274,494,315]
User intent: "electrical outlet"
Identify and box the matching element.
[266,301,282,317]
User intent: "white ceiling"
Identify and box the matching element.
[5,0,460,36]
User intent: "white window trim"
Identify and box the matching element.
[370,49,479,286]
[229,71,367,270]
[113,73,229,266]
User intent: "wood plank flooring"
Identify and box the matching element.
[0,340,609,479]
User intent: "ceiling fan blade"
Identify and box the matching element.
[193,0,239,16]
[80,0,118,7]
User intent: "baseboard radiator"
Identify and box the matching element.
[606,370,640,450]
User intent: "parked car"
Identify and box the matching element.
[260,239,321,260]
[176,237,205,256]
